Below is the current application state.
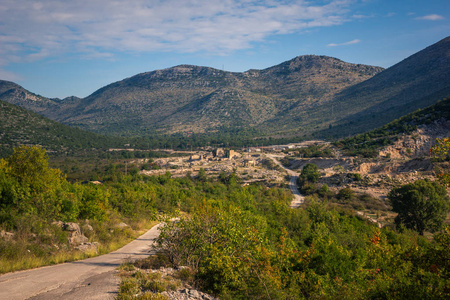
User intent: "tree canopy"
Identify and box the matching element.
[299,163,321,183]
[388,179,450,235]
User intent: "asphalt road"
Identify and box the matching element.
[0,223,161,300]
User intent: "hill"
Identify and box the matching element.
[0,80,59,113]
[1,36,449,140]
[0,56,383,137]
[320,36,450,137]
[334,97,450,157]
[0,99,119,157]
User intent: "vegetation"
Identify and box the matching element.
[334,97,450,157]
[0,145,291,273]
[287,144,334,158]
[388,179,450,235]
[299,163,321,183]
[431,137,450,187]
[2,144,450,298]
[0,100,122,157]
[431,137,450,161]
[149,196,450,299]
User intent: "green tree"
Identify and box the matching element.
[197,168,207,182]
[300,163,321,183]
[0,145,80,223]
[337,187,355,202]
[388,180,450,235]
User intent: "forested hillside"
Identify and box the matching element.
[0,100,119,157]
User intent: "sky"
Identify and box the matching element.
[0,0,449,99]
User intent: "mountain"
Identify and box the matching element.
[0,99,119,157]
[0,56,383,137]
[0,80,60,113]
[1,36,448,140]
[319,36,450,137]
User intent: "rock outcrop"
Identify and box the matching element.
[52,221,98,253]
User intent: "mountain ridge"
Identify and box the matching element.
[8,54,381,136]
[1,36,449,139]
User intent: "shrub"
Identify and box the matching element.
[299,163,321,183]
[337,187,355,202]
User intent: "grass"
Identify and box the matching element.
[0,219,159,274]
[0,248,96,274]
[116,251,202,299]
[117,261,185,300]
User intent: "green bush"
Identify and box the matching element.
[299,163,321,183]
[337,187,355,202]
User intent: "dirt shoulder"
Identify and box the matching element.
[0,223,162,300]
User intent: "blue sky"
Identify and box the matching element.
[0,0,449,99]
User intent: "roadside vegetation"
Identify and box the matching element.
[2,141,450,298]
[116,142,450,299]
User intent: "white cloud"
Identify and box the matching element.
[0,68,22,82]
[352,14,373,19]
[0,0,353,65]
[327,39,361,47]
[415,14,444,21]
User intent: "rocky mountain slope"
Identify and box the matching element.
[320,36,450,137]
[1,36,448,139]
[0,80,59,113]
[46,55,383,136]
[0,56,383,137]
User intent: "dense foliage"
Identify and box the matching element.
[287,144,334,158]
[0,100,123,158]
[388,179,450,235]
[2,146,450,299]
[299,163,321,184]
[156,197,450,299]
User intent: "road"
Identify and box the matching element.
[267,154,383,226]
[0,223,162,300]
[266,154,304,208]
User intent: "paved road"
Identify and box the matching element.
[266,154,304,208]
[0,223,161,300]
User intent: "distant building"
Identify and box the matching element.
[227,150,240,159]
[244,159,255,167]
[189,154,202,161]
[213,148,225,158]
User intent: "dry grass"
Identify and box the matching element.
[0,220,159,274]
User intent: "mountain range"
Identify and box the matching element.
[0,36,449,140]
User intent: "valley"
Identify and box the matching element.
[0,36,449,299]
[126,115,448,228]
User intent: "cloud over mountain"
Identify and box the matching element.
[0,0,351,63]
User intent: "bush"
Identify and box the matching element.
[299,163,321,183]
[337,187,355,202]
